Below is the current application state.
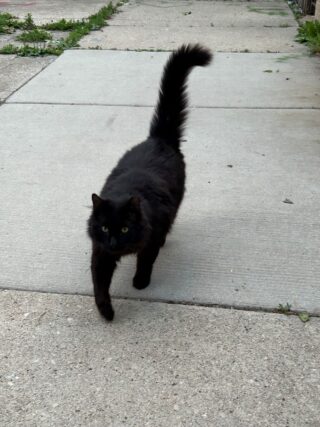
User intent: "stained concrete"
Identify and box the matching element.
[1,290,320,427]
[80,0,303,52]
[7,50,320,108]
[1,103,319,313]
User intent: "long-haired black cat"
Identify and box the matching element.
[88,44,212,321]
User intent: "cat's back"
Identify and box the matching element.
[113,137,185,178]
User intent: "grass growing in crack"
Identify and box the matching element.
[0,2,122,56]
[0,12,20,33]
[277,304,312,322]
[16,28,52,43]
[22,13,36,30]
[278,303,292,314]
[296,20,320,54]
[298,312,310,323]
[41,18,83,31]
[0,43,63,56]
[248,6,288,16]
[0,11,36,34]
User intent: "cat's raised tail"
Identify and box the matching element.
[149,44,212,148]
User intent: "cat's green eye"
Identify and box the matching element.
[101,226,109,233]
[121,226,129,234]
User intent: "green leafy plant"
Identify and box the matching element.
[298,312,310,323]
[0,12,20,33]
[296,20,320,54]
[0,2,121,56]
[41,18,83,31]
[278,303,292,314]
[0,43,63,56]
[16,28,52,43]
[22,13,36,30]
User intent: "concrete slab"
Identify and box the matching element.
[108,0,297,28]
[1,104,319,313]
[7,50,320,108]
[79,0,302,52]
[80,25,303,53]
[0,55,54,102]
[1,290,320,427]
[0,0,111,24]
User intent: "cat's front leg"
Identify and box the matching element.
[133,243,161,290]
[91,244,118,321]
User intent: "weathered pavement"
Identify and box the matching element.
[1,1,320,426]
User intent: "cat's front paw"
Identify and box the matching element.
[133,274,150,290]
[97,302,114,321]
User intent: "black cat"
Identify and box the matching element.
[88,44,212,321]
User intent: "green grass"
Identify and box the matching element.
[0,2,122,56]
[16,28,52,43]
[296,20,320,54]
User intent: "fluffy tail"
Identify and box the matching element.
[149,44,212,147]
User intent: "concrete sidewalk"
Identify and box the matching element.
[1,290,320,427]
[1,0,320,426]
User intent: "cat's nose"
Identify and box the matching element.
[110,237,117,249]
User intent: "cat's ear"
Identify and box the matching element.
[92,193,103,209]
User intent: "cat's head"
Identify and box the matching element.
[88,194,150,255]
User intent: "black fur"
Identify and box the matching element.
[88,44,212,321]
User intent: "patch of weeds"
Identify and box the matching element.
[47,2,118,50]
[0,2,121,57]
[16,28,52,43]
[22,13,36,30]
[41,18,83,31]
[0,43,63,56]
[298,312,310,323]
[0,12,20,33]
[278,303,292,314]
[296,20,320,54]
[248,6,288,16]
[0,11,37,34]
